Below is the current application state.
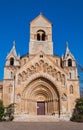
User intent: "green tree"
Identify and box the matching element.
[0,100,4,121]
[76,98,83,114]
[71,97,83,122]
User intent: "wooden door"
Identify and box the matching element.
[37,102,45,115]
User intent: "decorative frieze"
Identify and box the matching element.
[17,60,65,85]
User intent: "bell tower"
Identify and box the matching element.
[29,13,53,55]
[62,42,78,80]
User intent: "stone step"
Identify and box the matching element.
[14,115,59,122]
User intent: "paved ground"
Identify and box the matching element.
[0,121,83,130]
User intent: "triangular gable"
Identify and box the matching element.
[16,51,67,75]
[30,13,52,27]
[6,41,17,60]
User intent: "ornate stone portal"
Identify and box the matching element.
[18,77,60,115]
[2,13,80,119]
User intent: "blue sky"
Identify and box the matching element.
[0,0,83,85]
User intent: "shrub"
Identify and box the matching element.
[0,100,4,121]
[70,98,83,122]
[5,103,14,121]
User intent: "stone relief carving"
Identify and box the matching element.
[16,93,21,101]
[17,60,65,85]
[61,74,65,85]
[9,84,13,93]
[62,93,67,101]
[18,74,22,85]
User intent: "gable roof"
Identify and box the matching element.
[6,41,17,59]
[30,13,52,25]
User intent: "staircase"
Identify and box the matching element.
[14,114,59,122]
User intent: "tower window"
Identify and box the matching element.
[10,57,14,66]
[42,33,45,41]
[37,30,46,41]
[68,59,72,66]
[37,33,40,41]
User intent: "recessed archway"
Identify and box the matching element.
[21,77,60,116]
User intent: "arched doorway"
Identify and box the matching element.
[21,77,60,116]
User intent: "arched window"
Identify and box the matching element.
[10,57,14,66]
[70,85,73,94]
[37,30,46,41]
[68,59,72,67]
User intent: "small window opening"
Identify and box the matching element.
[40,55,43,58]
[10,58,14,66]
[68,59,72,66]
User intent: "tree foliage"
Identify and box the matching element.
[71,97,83,122]
[6,103,14,117]
[76,98,83,114]
[0,100,4,121]
[0,100,14,121]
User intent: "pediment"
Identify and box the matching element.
[6,43,17,60]
[30,13,52,27]
[66,53,75,61]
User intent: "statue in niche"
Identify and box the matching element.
[56,72,61,81]
[22,71,26,81]
[47,66,52,75]
[43,63,48,72]
[18,74,22,84]
[62,74,65,85]
[27,68,32,77]
[62,93,67,101]
[56,72,58,81]
[9,84,12,93]
[70,85,73,94]
[35,63,40,72]
[39,60,44,71]
[52,68,56,77]
[31,65,36,74]
[17,93,21,102]
[58,72,61,81]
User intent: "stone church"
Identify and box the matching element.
[0,14,80,119]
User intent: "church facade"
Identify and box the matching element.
[1,14,80,119]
